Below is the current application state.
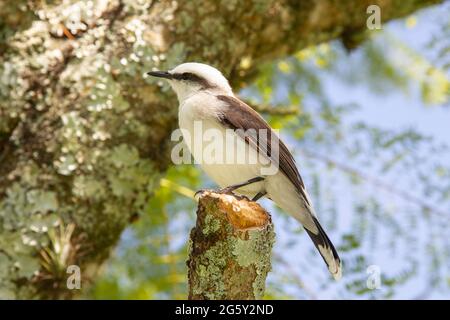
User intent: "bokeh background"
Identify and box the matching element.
[0,1,449,300]
[89,4,450,299]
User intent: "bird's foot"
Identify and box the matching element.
[194,188,213,200]
[216,186,237,195]
[217,177,265,195]
[194,187,237,201]
[194,187,236,201]
[195,177,265,201]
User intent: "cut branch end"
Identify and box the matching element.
[188,191,275,300]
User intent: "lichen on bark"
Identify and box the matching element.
[187,192,275,300]
[0,0,442,298]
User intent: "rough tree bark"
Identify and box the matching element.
[188,191,274,300]
[0,0,442,298]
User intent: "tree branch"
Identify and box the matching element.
[188,191,275,300]
[0,0,443,298]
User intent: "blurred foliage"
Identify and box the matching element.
[89,164,200,299]
[88,4,450,299]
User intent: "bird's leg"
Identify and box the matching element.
[217,176,265,194]
[194,177,265,199]
[252,191,267,202]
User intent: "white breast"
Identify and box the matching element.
[177,92,316,229]
[178,93,265,197]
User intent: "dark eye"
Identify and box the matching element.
[180,72,195,81]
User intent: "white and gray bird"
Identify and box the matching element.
[147,62,342,280]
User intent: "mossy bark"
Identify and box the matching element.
[0,0,443,298]
[188,192,275,300]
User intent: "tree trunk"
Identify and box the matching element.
[0,0,442,298]
[188,191,274,300]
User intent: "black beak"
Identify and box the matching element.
[146,70,173,79]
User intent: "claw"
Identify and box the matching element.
[195,177,265,201]
[194,189,208,200]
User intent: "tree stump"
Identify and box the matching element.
[187,191,275,300]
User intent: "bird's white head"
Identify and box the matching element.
[147,62,233,102]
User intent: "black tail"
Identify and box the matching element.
[304,217,342,280]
